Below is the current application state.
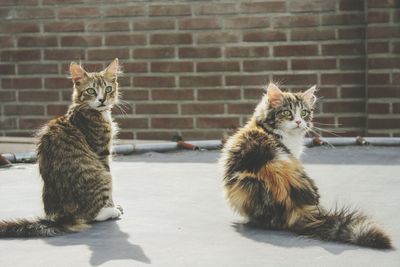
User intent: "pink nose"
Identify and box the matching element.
[295,120,301,125]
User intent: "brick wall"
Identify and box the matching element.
[0,0,399,140]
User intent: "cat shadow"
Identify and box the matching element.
[45,219,150,266]
[232,222,361,255]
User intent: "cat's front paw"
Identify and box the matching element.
[115,204,124,215]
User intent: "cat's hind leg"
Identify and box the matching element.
[94,207,122,222]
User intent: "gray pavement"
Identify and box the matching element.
[0,146,399,267]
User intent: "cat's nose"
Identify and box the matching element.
[98,98,105,103]
[295,120,301,125]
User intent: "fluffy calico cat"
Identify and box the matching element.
[221,83,392,249]
[0,58,123,237]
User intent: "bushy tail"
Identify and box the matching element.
[0,217,89,238]
[292,206,392,249]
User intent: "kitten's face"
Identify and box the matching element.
[254,83,316,134]
[70,59,119,111]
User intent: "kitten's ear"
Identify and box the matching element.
[69,62,87,84]
[104,58,119,81]
[266,83,283,108]
[302,85,317,105]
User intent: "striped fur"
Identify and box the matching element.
[221,83,392,249]
[0,59,123,238]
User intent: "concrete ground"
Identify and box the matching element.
[0,146,399,267]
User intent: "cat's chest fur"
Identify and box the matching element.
[280,133,304,159]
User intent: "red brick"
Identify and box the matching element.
[195,3,237,15]
[341,87,365,98]
[0,118,16,129]
[368,87,400,98]
[18,64,58,74]
[149,4,191,16]
[274,45,318,57]
[134,19,175,31]
[117,118,148,129]
[367,42,389,54]
[44,22,84,32]
[368,11,390,23]
[321,73,365,85]
[196,117,239,129]
[198,89,241,100]
[181,130,225,140]
[273,15,318,28]
[289,0,335,12]
[393,103,400,114]
[45,77,72,89]
[4,132,34,137]
[315,87,338,99]
[19,118,48,130]
[18,91,59,102]
[179,47,221,58]
[151,118,193,129]
[136,131,173,140]
[134,76,175,88]
[0,64,15,75]
[2,78,42,89]
[124,62,148,73]
[369,58,400,69]
[58,8,100,18]
[241,1,286,13]
[225,46,269,58]
[104,6,146,17]
[14,8,54,19]
[133,48,175,59]
[47,105,68,116]
[0,22,39,33]
[152,89,194,100]
[180,76,221,87]
[292,59,336,70]
[45,49,85,60]
[272,74,317,85]
[322,14,364,25]
[4,105,44,115]
[367,26,400,39]
[112,104,132,116]
[1,49,40,62]
[368,103,390,114]
[322,44,365,55]
[105,34,146,46]
[88,49,129,60]
[197,62,240,72]
[291,29,335,41]
[181,104,224,114]
[338,27,365,40]
[243,31,286,42]
[226,75,267,86]
[224,17,270,29]
[136,104,178,114]
[227,103,257,114]
[243,60,287,71]
[0,91,16,102]
[0,0,37,6]
[179,18,220,30]
[197,32,239,44]
[151,62,193,73]
[17,36,57,47]
[323,101,365,113]
[340,0,364,10]
[0,36,14,47]
[368,0,398,8]
[87,21,129,32]
[339,58,366,70]
[244,88,264,100]
[61,36,101,47]
[368,119,400,129]
[117,131,134,139]
[368,74,390,84]
[150,33,192,45]
[337,117,365,128]
[123,90,149,101]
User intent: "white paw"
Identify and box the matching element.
[94,207,122,221]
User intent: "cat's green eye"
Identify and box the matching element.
[301,110,309,117]
[86,88,96,95]
[282,110,291,117]
[105,86,113,93]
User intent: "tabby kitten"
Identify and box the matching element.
[0,58,123,237]
[221,83,392,249]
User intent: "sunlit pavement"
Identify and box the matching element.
[0,147,399,267]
